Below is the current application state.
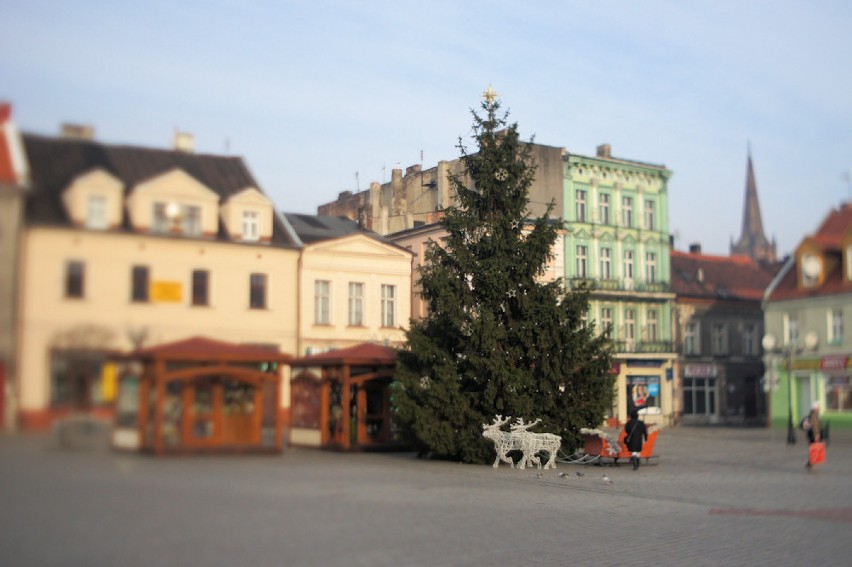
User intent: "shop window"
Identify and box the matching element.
[827,376,852,412]
[627,376,660,415]
[683,377,716,416]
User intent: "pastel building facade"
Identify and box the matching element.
[16,131,300,431]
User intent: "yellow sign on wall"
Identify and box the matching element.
[151,281,183,303]
[101,362,117,401]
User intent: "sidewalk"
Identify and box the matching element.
[1,427,850,566]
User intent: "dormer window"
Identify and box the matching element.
[801,253,821,287]
[85,195,107,229]
[183,205,201,236]
[242,210,260,241]
[152,202,169,233]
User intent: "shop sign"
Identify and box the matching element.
[152,281,183,302]
[820,355,849,371]
[684,363,717,378]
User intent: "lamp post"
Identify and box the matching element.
[762,331,818,444]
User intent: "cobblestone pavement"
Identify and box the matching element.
[1,426,850,566]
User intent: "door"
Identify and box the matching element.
[796,374,812,420]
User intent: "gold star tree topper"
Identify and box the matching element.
[482,85,498,103]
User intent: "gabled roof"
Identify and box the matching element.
[22,133,297,246]
[765,203,852,302]
[291,343,397,367]
[810,202,852,250]
[671,250,775,301]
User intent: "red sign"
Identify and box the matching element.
[820,355,849,371]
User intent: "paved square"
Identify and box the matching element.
[1,426,850,566]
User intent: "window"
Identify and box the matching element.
[598,193,610,225]
[242,211,260,241]
[645,252,657,283]
[783,313,799,346]
[647,310,658,342]
[711,323,728,355]
[644,200,655,230]
[623,250,634,281]
[152,202,169,233]
[622,196,633,228]
[86,195,107,229]
[65,261,85,299]
[683,377,716,416]
[250,273,267,309]
[600,306,613,336]
[828,308,843,344]
[315,280,330,324]
[624,308,636,346]
[685,322,700,355]
[743,323,757,355]
[348,282,364,326]
[381,284,396,327]
[576,245,588,277]
[575,190,587,222]
[827,376,852,412]
[600,247,612,279]
[192,270,209,306]
[131,265,149,303]
[183,205,202,236]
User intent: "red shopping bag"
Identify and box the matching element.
[809,441,826,466]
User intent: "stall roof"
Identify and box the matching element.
[132,336,292,362]
[291,343,397,367]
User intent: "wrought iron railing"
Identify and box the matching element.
[568,278,670,293]
[611,340,674,354]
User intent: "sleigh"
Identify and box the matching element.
[559,428,659,466]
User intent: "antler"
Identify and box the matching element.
[510,417,542,431]
[483,414,512,429]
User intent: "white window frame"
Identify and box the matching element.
[828,308,843,344]
[600,247,612,279]
[623,250,634,282]
[711,323,728,355]
[381,284,396,327]
[646,252,657,283]
[622,196,633,228]
[600,306,613,337]
[315,280,331,325]
[86,194,108,229]
[152,202,169,233]
[242,210,260,241]
[647,310,658,342]
[624,308,636,348]
[182,205,202,236]
[644,199,655,230]
[576,190,587,222]
[685,321,700,355]
[348,282,364,326]
[576,245,588,278]
[598,193,610,225]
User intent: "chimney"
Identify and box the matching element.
[60,123,95,140]
[173,130,194,152]
[391,163,403,187]
[596,144,611,159]
[689,243,702,255]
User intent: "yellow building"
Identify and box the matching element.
[17,131,300,431]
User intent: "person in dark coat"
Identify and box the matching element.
[624,409,648,470]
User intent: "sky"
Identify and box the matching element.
[2,0,851,257]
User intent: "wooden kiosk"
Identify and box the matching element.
[290,343,399,451]
[114,337,291,454]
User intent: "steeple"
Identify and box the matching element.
[730,145,777,264]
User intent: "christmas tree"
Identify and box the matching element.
[394,88,614,463]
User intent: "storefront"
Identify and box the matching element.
[767,354,852,430]
[610,356,676,428]
[113,337,291,454]
[290,343,399,451]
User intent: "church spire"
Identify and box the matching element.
[731,145,776,264]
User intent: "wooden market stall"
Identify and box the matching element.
[290,343,399,451]
[113,336,291,454]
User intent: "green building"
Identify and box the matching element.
[564,144,676,428]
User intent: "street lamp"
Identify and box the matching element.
[762,331,818,444]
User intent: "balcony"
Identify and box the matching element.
[568,278,671,294]
[612,340,674,354]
